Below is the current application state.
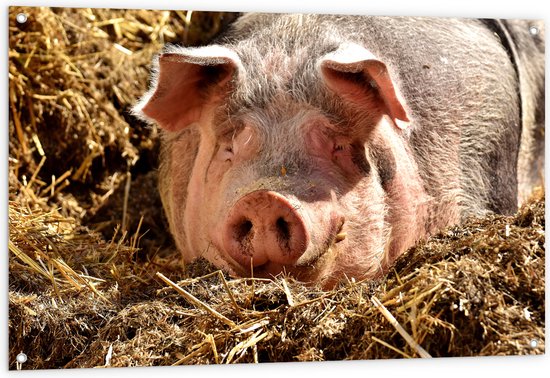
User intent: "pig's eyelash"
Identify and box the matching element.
[242,134,252,146]
[227,127,252,150]
[334,145,346,151]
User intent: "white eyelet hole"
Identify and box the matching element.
[16,13,28,24]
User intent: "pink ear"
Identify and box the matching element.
[319,44,410,129]
[134,46,241,132]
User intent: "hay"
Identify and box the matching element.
[8,6,545,370]
[9,6,238,248]
[8,190,545,368]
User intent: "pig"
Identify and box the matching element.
[134,14,545,288]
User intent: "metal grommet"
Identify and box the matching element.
[529,26,539,35]
[16,13,28,24]
[16,352,27,370]
[530,339,538,348]
[16,353,27,363]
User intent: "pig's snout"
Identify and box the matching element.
[222,190,310,269]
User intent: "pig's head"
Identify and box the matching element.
[134,42,430,288]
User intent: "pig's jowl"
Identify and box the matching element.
[134,14,545,288]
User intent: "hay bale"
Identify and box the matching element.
[8,7,545,369]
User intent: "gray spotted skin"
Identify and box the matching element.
[143,14,544,287]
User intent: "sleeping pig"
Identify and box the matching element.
[134,14,545,287]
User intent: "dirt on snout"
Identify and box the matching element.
[8,6,545,370]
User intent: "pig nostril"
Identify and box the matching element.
[275,217,291,241]
[234,219,253,242]
[224,191,310,267]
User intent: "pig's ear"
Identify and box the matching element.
[319,44,410,129]
[133,46,242,132]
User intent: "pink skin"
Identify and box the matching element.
[138,45,447,288]
[221,190,310,268]
[177,111,352,283]
[171,108,430,287]
[218,189,348,279]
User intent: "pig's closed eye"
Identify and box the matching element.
[332,142,370,177]
[225,144,234,162]
[332,143,349,156]
[217,143,234,163]
[332,143,351,165]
